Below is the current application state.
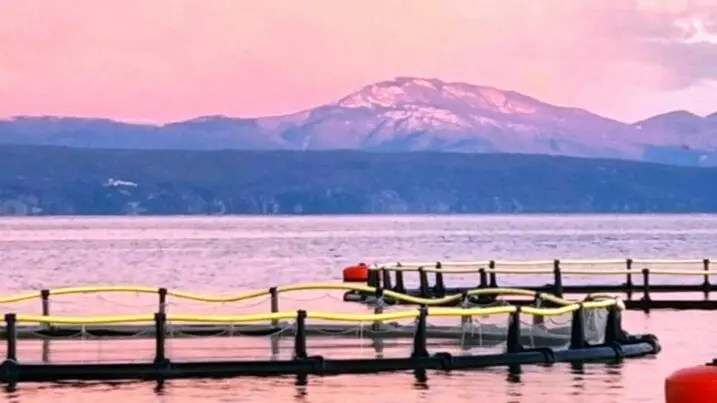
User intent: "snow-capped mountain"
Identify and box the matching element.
[267,77,642,159]
[1,77,716,166]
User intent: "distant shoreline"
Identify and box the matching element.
[0,145,716,216]
[2,212,717,218]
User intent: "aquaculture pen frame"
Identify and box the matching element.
[350,258,717,311]
[0,303,659,385]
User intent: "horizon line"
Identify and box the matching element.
[1,75,715,126]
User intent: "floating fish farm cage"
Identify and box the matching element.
[342,258,717,311]
[0,267,663,387]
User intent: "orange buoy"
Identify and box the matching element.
[343,263,369,283]
[665,360,717,402]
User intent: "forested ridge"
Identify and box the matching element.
[0,145,715,215]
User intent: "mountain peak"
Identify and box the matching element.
[634,110,706,125]
[654,110,702,120]
[632,109,711,140]
[183,115,233,122]
[335,76,445,108]
[334,76,549,117]
[707,112,717,120]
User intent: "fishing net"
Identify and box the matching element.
[0,289,613,364]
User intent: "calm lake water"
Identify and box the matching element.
[0,214,716,402]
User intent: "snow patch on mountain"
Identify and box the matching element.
[337,83,409,108]
[104,178,138,188]
[335,77,557,123]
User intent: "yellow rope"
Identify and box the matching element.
[0,283,617,307]
[12,299,617,325]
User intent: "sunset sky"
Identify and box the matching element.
[1,0,716,124]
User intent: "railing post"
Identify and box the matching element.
[41,339,49,364]
[367,269,380,288]
[418,267,429,298]
[411,307,428,358]
[478,268,487,288]
[434,262,445,297]
[374,280,383,300]
[506,308,522,354]
[553,260,563,298]
[488,260,497,287]
[373,285,383,327]
[394,271,405,294]
[270,287,279,327]
[5,314,17,362]
[158,288,167,315]
[41,289,51,329]
[381,269,392,291]
[569,304,586,350]
[703,259,711,300]
[625,259,633,300]
[154,312,166,363]
[294,310,307,359]
[641,268,651,313]
[604,304,624,344]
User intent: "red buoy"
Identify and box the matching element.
[665,360,717,402]
[343,263,369,282]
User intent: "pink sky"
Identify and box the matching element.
[1,0,716,124]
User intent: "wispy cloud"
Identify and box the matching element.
[607,1,717,89]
